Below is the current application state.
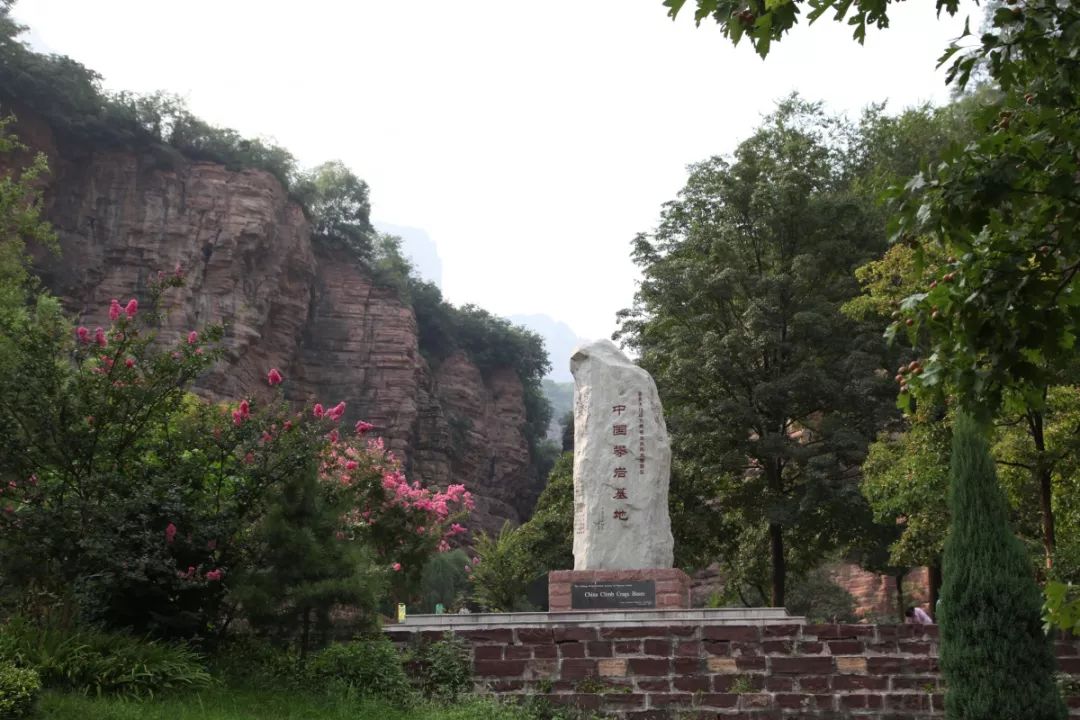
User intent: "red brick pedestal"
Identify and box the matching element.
[548,568,692,612]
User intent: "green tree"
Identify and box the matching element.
[292,161,375,260]
[617,98,894,606]
[939,413,1065,720]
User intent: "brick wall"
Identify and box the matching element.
[387,622,1080,718]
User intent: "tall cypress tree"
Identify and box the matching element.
[939,413,1064,720]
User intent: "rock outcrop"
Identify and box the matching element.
[12,109,539,535]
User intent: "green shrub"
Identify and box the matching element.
[409,634,471,701]
[208,634,305,688]
[939,414,1065,719]
[0,618,211,699]
[0,661,40,719]
[308,638,414,704]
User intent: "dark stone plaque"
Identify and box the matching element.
[571,580,656,609]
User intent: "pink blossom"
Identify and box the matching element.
[328,401,346,421]
[185,566,196,578]
[392,562,402,572]
[345,460,358,470]
[313,403,324,419]
[125,358,135,368]
[124,298,138,318]
[76,326,90,343]
[267,368,283,386]
[417,526,425,535]
[335,531,346,540]
[449,523,467,536]
[283,420,293,431]
[194,347,203,356]
[472,556,481,566]
[261,431,273,443]
[437,540,450,552]
[205,568,223,582]
[95,327,107,347]
[355,421,374,435]
[28,474,37,487]
[328,429,340,443]
[244,452,255,465]
[109,299,121,321]
[187,331,198,344]
[174,262,184,277]
[165,523,177,544]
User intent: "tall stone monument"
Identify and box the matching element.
[548,339,691,611]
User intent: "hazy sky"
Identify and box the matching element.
[15,0,976,343]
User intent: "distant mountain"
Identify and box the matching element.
[374,221,443,288]
[509,313,583,382]
[542,379,574,443]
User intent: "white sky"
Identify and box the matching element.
[15,0,977,342]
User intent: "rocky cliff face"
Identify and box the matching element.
[15,110,538,535]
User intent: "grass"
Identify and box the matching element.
[37,688,528,720]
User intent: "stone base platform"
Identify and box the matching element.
[393,606,799,632]
[548,569,691,612]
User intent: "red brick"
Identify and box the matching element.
[1060,657,1080,673]
[554,627,597,642]
[866,641,900,654]
[735,656,767,672]
[505,646,531,660]
[474,660,525,677]
[799,675,830,692]
[804,624,874,639]
[648,693,694,707]
[636,678,670,692]
[886,693,929,711]
[697,693,739,709]
[474,646,503,660]
[533,644,557,659]
[1055,642,1080,658]
[739,692,771,708]
[832,674,888,690]
[898,641,931,654]
[703,626,759,642]
[624,712,670,720]
[775,694,811,709]
[866,656,904,674]
[891,676,939,691]
[673,657,703,674]
[771,656,833,674]
[811,694,836,711]
[517,628,553,644]
[798,641,824,654]
[615,641,642,653]
[762,640,793,654]
[828,640,864,654]
[714,675,763,692]
[587,641,612,657]
[703,641,730,656]
[643,639,670,656]
[560,659,598,679]
[841,694,884,710]
[762,624,800,638]
[733,642,763,656]
[559,643,585,658]
[656,593,685,608]
[931,693,946,712]
[601,693,646,708]
[906,657,939,673]
[628,658,670,676]
[676,640,702,656]
[461,628,514,643]
[765,676,794,692]
[673,676,710,692]
[668,625,698,637]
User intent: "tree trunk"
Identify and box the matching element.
[1028,410,1055,570]
[928,563,943,620]
[769,522,785,607]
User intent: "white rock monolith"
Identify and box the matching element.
[571,339,674,570]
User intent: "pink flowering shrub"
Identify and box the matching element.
[0,272,472,641]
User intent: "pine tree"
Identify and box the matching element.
[939,413,1065,720]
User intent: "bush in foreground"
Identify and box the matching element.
[0,661,40,719]
[0,618,211,699]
